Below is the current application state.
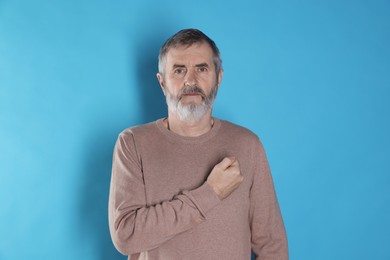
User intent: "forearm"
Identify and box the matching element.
[109,182,220,255]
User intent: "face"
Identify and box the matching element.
[157,42,223,122]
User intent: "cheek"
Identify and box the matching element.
[165,79,184,94]
[201,75,218,88]
[199,72,218,85]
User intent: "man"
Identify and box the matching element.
[109,29,288,260]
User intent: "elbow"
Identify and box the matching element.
[109,214,140,256]
[110,224,139,255]
[111,232,132,255]
[110,221,162,256]
[109,207,162,255]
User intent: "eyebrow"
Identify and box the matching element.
[195,63,209,68]
[172,64,186,69]
[172,63,209,69]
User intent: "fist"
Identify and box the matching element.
[206,157,243,200]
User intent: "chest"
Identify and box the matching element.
[139,140,253,211]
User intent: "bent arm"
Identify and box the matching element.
[108,132,220,255]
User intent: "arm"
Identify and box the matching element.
[250,138,289,260]
[108,132,221,255]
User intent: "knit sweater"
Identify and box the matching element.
[108,118,288,260]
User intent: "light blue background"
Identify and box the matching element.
[1,1,389,259]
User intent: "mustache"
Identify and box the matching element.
[178,86,206,100]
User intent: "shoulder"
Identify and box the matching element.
[218,119,266,153]
[114,120,161,158]
[119,119,162,138]
[119,121,157,136]
[115,120,163,152]
[219,119,260,141]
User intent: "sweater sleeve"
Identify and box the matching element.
[249,138,289,260]
[108,131,221,256]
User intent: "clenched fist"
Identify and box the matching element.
[206,157,243,200]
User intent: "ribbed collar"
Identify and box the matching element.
[155,117,221,144]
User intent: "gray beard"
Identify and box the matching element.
[165,85,218,122]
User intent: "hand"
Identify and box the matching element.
[206,157,243,200]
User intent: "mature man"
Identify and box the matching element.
[109,29,288,259]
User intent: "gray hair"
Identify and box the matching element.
[158,29,223,75]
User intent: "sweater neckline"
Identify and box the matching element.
[155,117,221,144]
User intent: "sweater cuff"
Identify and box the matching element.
[188,182,221,217]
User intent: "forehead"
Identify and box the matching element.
[165,42,214,67]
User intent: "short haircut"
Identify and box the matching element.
[158,29,223,75]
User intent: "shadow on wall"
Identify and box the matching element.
[78,30,174,259]
[134,31,168,124]
[79,128,125,260]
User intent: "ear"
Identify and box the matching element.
[156,72,166,95]
[217,69,224,87]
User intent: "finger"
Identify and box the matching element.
[219,157,236,169]
[227,156,237,164]
[227,158,240,170]
[230,158,239,167]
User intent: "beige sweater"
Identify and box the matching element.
[109,118,288,260]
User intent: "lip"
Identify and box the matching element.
[183,93,201,96]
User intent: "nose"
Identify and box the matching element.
[184,68,197,86]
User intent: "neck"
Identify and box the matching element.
[164,111,214,137]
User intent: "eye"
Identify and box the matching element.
[198,66,208,72]
[174,68,186,74]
